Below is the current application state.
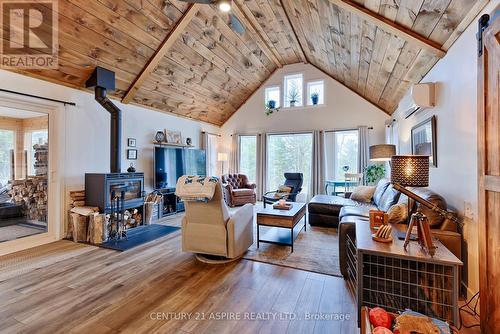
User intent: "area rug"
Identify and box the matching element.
[100,224,180,251]
[243,216,342,277]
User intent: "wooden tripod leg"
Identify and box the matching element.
[403,215,416,251]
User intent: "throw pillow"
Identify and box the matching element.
[274,185,292,199]
[387,203,408,224]
[349,186,376,203]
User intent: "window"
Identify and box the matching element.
[267,133,312,201]
[264,86,280,108]
[332,130,359,180]
[239,135,257,183]
[0,129,14,187]
[307,80,324,105]
[284,74,303,107]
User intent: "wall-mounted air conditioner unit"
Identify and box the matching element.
[399,83,436,119]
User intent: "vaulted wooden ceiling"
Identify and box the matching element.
[5,0,489,125]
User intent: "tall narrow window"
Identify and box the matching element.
[307,80,324,105]
[264,86,280,108]
[284,74,303,107]
[26,130,49,176]
[332,130,359,180]
[267,133,312,200]
[239,135,257,183]
[0,129,14,187]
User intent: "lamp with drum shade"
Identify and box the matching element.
[369,144,396,161]
[217,153,228,175]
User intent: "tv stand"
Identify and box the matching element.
[159,187,184,217]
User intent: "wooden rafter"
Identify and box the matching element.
[328,0,446,58]
[230,2,282,68]
[279,0,308,64]
[121,4,201,104]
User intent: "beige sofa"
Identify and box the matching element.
[182,181,254,258]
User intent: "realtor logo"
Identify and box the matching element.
[0,0,58,69]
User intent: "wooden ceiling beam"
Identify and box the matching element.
[328,0,446,58]
[121,4,201,104]
[231,2,282,68]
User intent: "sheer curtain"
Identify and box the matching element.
[201,132,219,176]
[358,126,369,184]
[312,130,326,196]
[256,133,267,200]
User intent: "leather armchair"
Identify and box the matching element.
[221,174,256,207]
[182,181,254,259]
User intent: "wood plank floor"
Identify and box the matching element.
[0,232,357,334]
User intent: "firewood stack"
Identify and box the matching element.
[8,177,48,221]
[69,190,85,208]
[33,144,48,176]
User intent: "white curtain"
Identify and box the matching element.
[256,133,267,200]
[312,130,326,196]
[229,134,240,174]
[358,126,369,184]
[201,132,219,176]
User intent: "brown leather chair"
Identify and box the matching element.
[221,174,256,207]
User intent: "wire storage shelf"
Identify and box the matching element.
[361,253,455,323]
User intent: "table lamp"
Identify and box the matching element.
[369,144,396,161]
[217,152,228,175]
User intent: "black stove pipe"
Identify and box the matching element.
[94,86,121,173]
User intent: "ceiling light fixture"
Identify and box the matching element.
[218,0,231,12]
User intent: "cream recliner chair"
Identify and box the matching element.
[182,181,254,258]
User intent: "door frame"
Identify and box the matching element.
[0,91,66,256]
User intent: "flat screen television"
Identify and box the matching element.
[154,147,206,189]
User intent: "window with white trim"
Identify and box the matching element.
[307,80,324,105]
[284,74,303,107]
[264,86,280,108]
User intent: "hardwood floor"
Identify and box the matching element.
[0,231,357,334]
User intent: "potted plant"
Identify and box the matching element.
[287,83,299,107]
[364,164,386,185]
[311,92,319,105]
[265,100,279,116]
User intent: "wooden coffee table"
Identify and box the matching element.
[255,202,306,252]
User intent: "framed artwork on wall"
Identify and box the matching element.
[127,138,136,147]
[411,115,437,167]
[165,130,182,144]
[127,149,137,160]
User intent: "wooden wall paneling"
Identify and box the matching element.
[364,27,391,101]
[195,7,275,76]
[350,14,363,88]
[279,0,312,64]
[327,0,446,57]
[428,0,477,45]
[379,0,399,20]
[411,0,452,38]
[338,8,354,88]
[370,35,405,103]
[378,43,420,110]
[268,0,307,64]
[305,0,332,70]
[394,0,425,29]
[229,2,283,68]
[441,0,491,50]
[325,3,348,84]
[314,0,343,79]
[66,0,161,48]
[364,0,382,12]
[162,44,253,99]
[357,20,377,95]
[184,20,265,85]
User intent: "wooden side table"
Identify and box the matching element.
[255,202,306,252]
[346,221,462,327]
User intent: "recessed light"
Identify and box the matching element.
[218,0,231,12]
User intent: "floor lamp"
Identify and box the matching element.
[218,153,228,176]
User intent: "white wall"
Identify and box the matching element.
[221,63,389,151]
[392,0,498,297]
[0,69,220,237]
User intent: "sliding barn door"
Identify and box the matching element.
[477,10,500,334]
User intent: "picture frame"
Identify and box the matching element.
[411,115,437,167]
[127,138,136,147]
[165,130,182,144]
[127,149,137,160]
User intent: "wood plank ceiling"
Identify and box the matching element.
[4,0,488,125]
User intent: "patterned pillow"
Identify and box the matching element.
[274,185,292,199]
[387,203,408,224]
[349,186,376,203]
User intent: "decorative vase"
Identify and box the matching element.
[186,137,192,146]
[155,131,165,143]
[290,100,296,107]
[127,163,136,173]
[312,96,319,105]
[268,100,276,109]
